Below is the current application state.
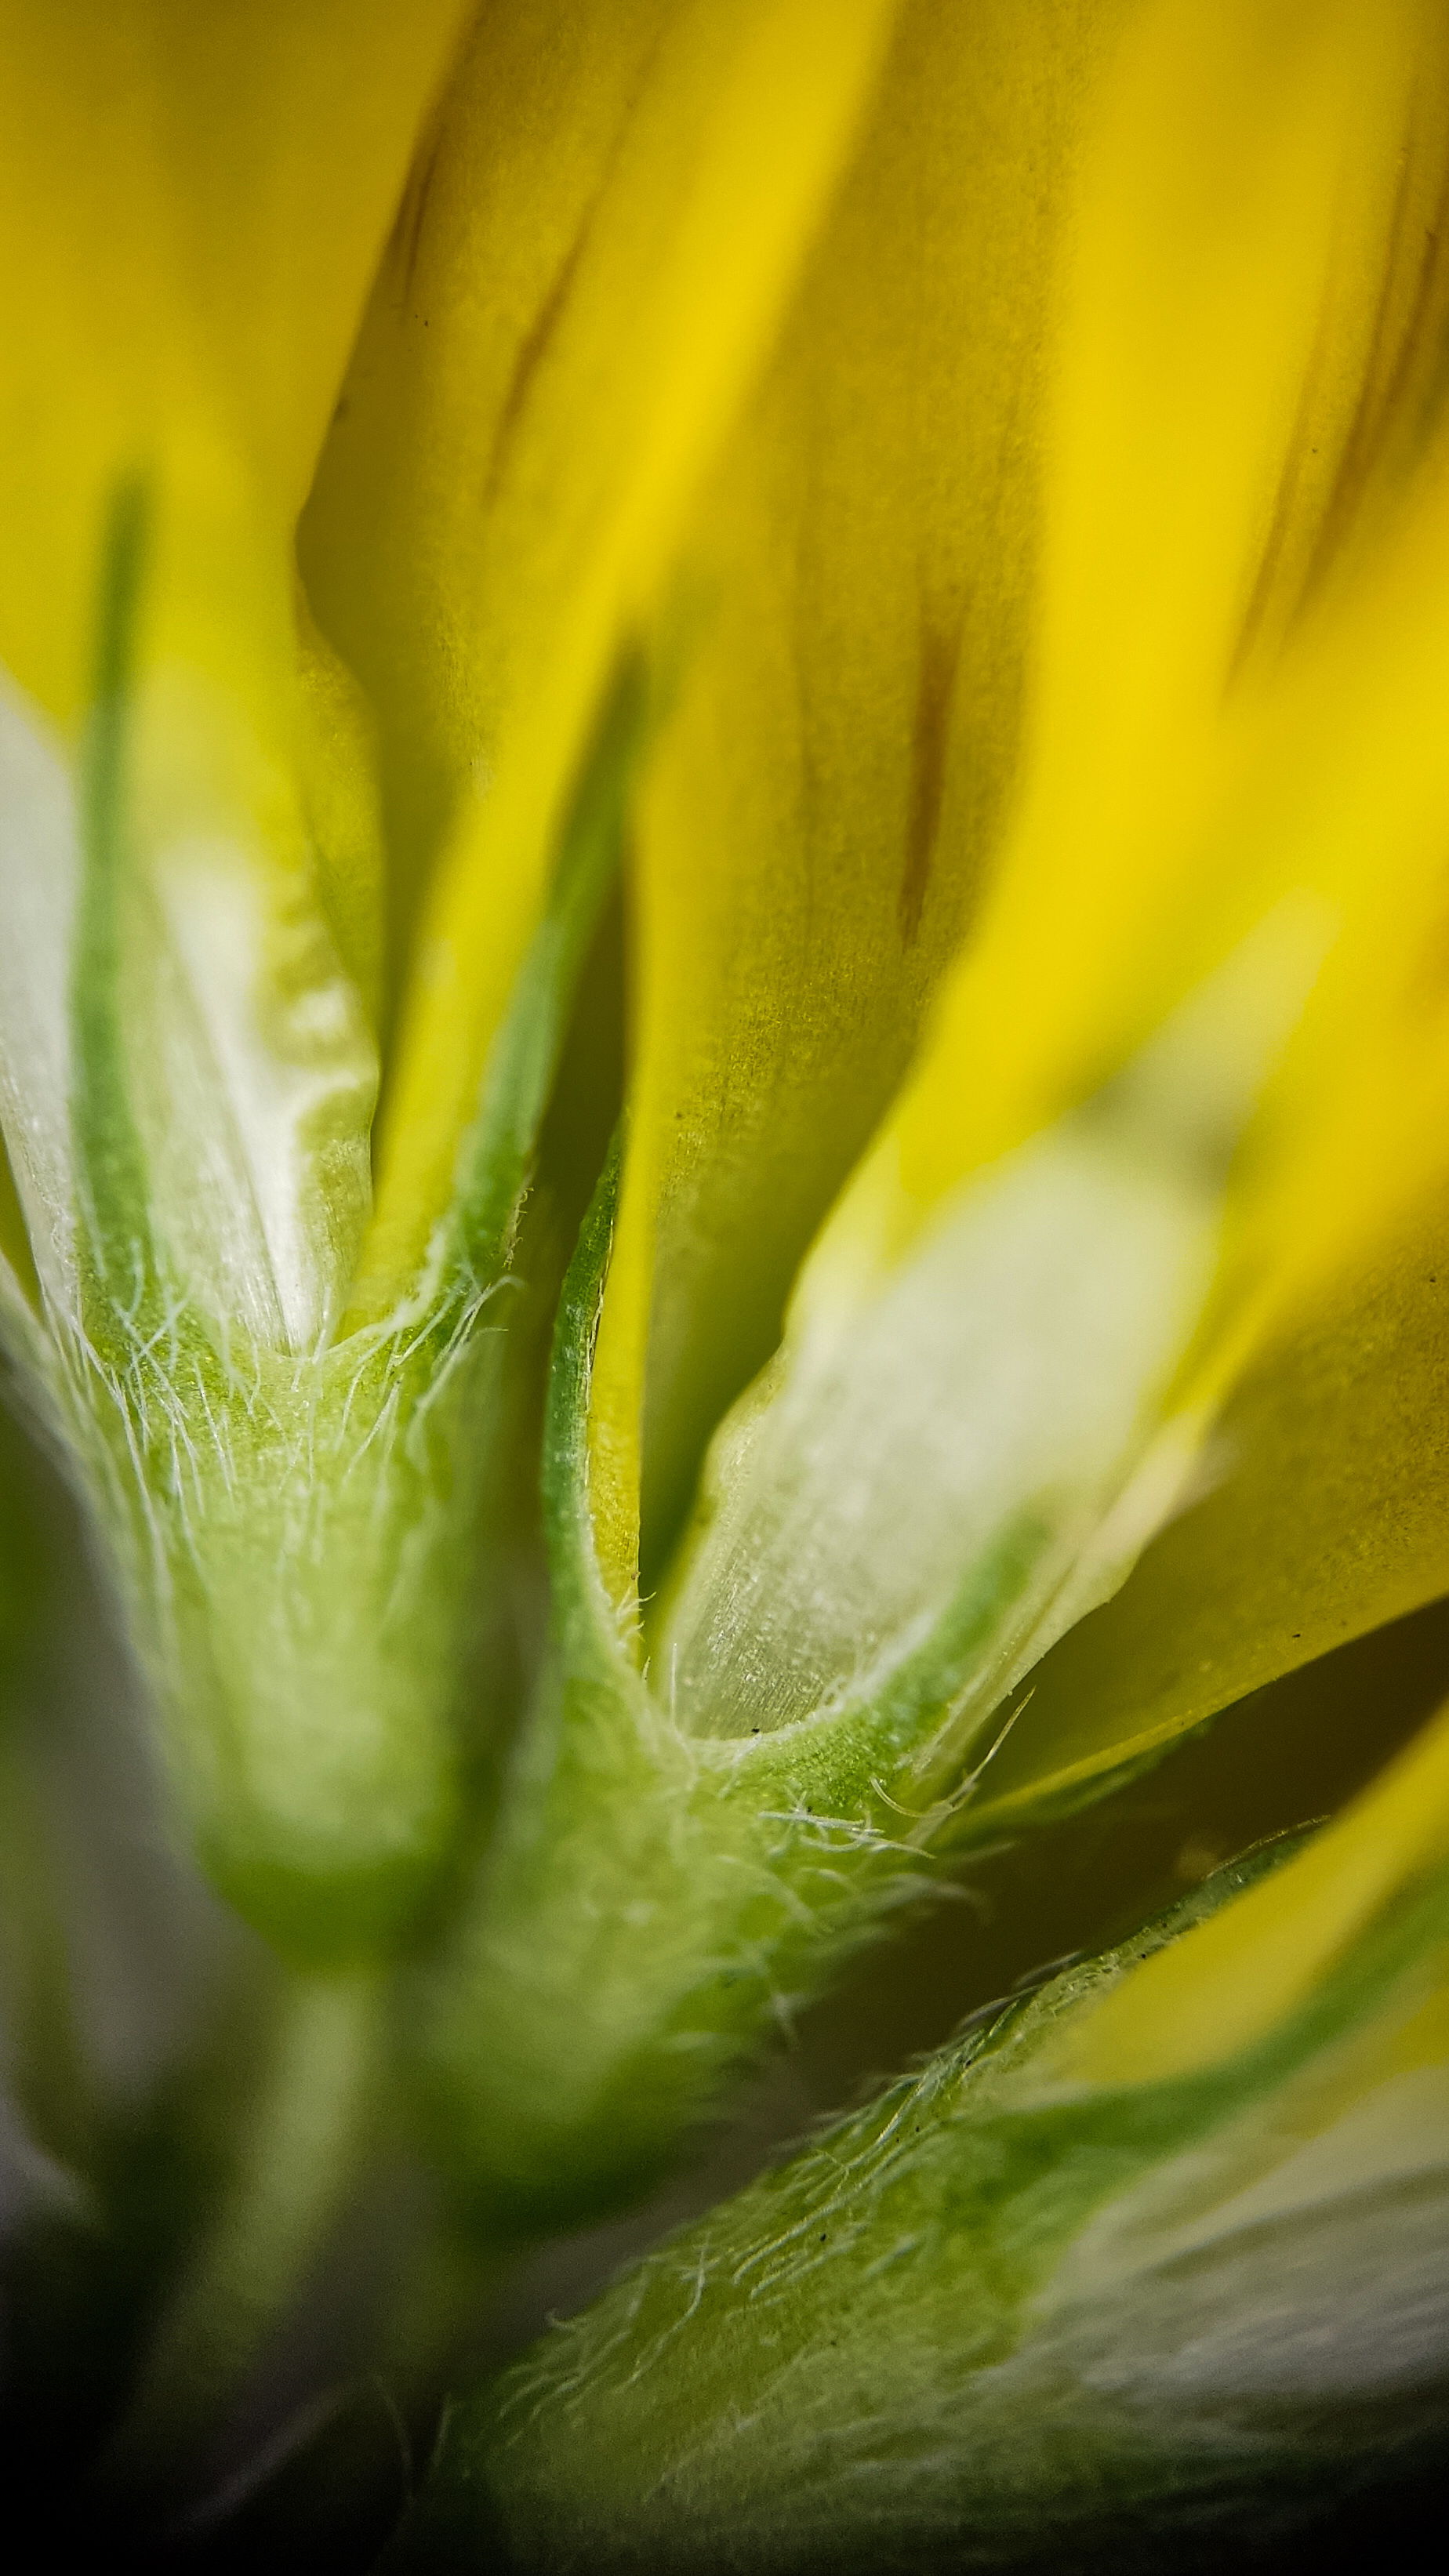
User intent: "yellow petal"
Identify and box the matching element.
[625,0,1449,1784]
[835,0,1449,1267]
[750,456,1449,1817]
[0,0,468,724]
[0,2,470,1345]
[308,0,902,1321]
[586,0,1138,1609]
[1056,1694,1449,2090]
[924,393,1449,1830]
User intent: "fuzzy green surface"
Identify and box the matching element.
[402,1838,1449,2571]
[30,503,641,1962]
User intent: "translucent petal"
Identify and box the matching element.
[966,1195,1449,1834]
[653,929,1313,1746]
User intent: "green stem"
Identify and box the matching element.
[102,1966,383,2500]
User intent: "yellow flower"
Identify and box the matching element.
[2,0,1448,2563]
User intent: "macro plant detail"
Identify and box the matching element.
[2,0,1449,2568]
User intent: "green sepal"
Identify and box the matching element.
[412,1147,1058,2227]
[401,1833,1449,2573]
[46,509,640,1965]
